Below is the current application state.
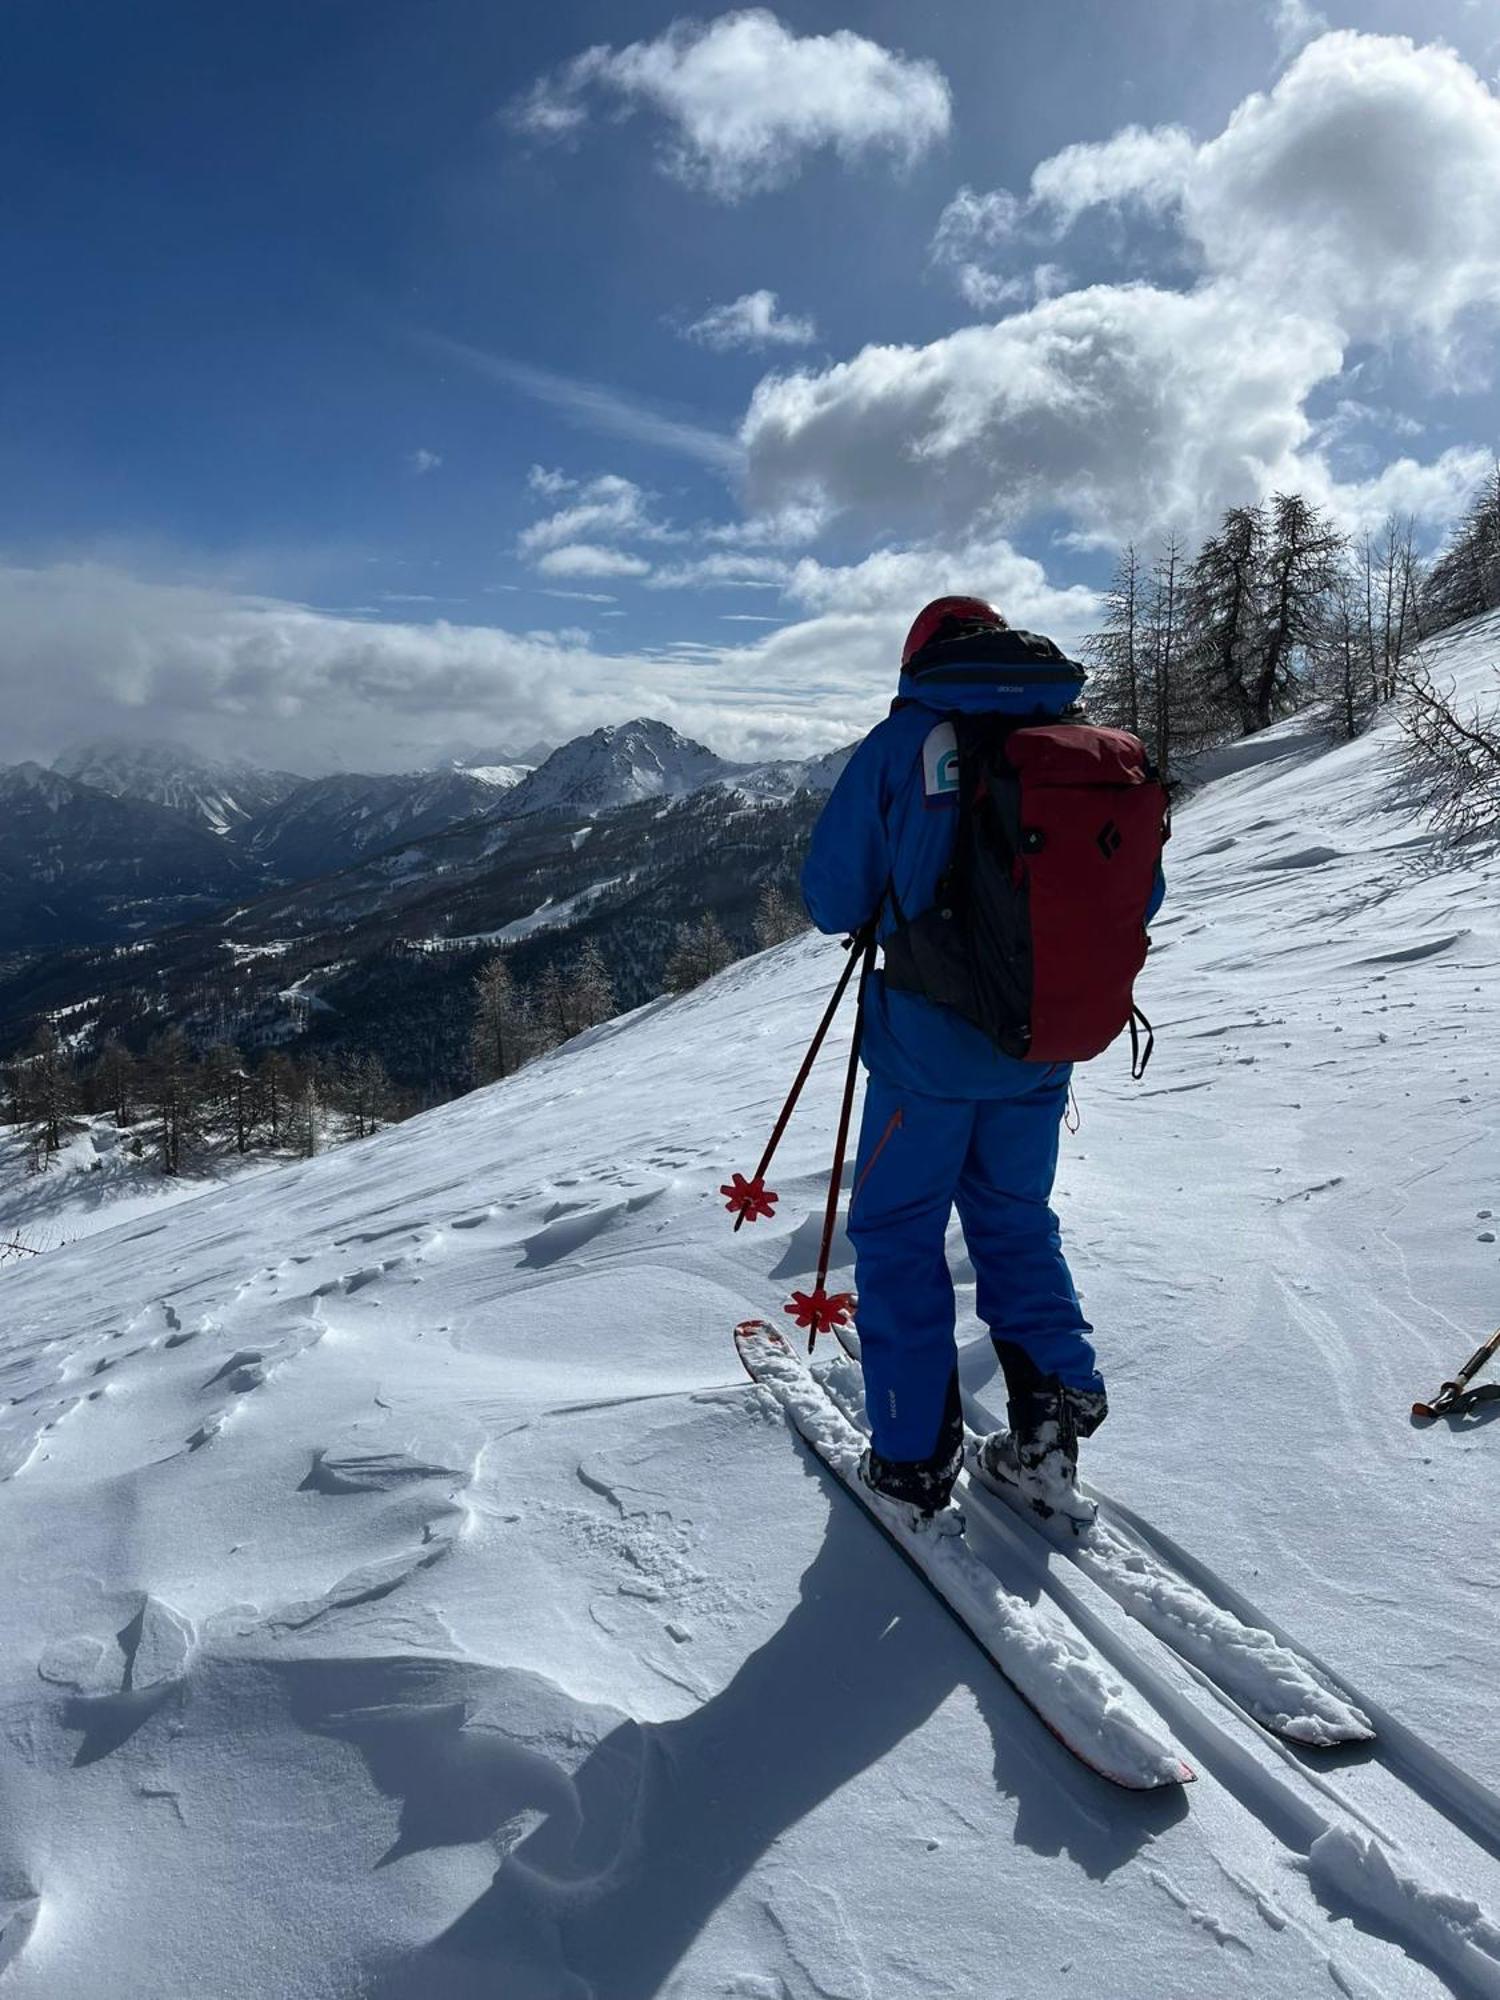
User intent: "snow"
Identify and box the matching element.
[0,1118,277,1258]
[2,612,1500,1994]
[459,763,531,790]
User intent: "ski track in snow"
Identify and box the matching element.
[2,611,1500,1993]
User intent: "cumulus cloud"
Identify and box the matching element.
[999,33,1500,354]
[750,32,1500,550]
[509,8,951,199]
[743,281,1345,543]
[406,447,443,475]
[683,289,818,350]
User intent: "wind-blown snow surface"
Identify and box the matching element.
[4,615,1500,1998]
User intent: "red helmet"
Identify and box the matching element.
[901,595,1008,671]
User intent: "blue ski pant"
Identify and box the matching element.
[847,1072,1102,1465]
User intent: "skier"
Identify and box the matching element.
[801,596,1165,1532]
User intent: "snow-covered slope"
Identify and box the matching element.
[0,1117,275,1257]
[53,739,302,835]
[4,615,1500,1997]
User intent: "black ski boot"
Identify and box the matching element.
[857,1444,965,1536]
[968,1342,1108,1535]
[857,1375,965,1535]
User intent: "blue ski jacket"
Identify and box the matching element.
[802,659,1166,1099]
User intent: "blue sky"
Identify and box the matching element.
[4,0,1500,769]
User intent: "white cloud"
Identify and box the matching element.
[0,558,886,768]
[1003,33,1500,355]
[406,448,443,475]
[930,186,1027,309]
[509,8,951,200]
[781,535,1100,644]
[417,331,739,469]
[0,533,1118,775]
[527,465,575,498]
[1298,443,1494,536]
[533,544,653,580]
[1270,0,1328,59]
[750,32,1500,551]
[683,289,817,351]
[518,474,658,555]
[645,553,791,590]
[1027,125,1197,232]
[743,281,1345,544]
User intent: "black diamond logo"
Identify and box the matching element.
[1097,820,1123,860]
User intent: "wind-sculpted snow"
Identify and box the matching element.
[2,611,1500,1993]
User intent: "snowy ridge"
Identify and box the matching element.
[53,738,301,834]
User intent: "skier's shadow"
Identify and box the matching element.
[377,1461,1185,2000]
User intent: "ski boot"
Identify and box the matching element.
[857,1445,966,1539]
[968,1352,1107,1536]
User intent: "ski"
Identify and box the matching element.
[735,1320,1194,1792]
[825,1332,1372,1749]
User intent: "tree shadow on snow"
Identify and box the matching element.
[351,1484,1183,2000]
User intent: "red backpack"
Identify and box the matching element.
[882,716,1169,1072]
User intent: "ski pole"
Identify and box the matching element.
[785,933,876,1349]
[720,924,874,1230]
[1412,1325,1500,1421]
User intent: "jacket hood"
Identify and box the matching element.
[896,625,1087,716]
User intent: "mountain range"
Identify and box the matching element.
[0,720,846,958]
[0,718,852,1085]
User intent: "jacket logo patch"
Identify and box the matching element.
[922,723,959,805]
[1097,819,1124,860]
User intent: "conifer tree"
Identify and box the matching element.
[753,882,805,950]
[1253,493,1343,730]
[1143,535,1186,778]
[145,1027,197,1176]
[1424,462,1500,634]
[666,914,734,993]
[1185,505,1265,738]
[471,953,528,1083]
[569,941,615,1032]
[93,1039,137,1128]
[1084,543,1145,736]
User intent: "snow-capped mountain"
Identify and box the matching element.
[241,768,522,880]
[0,761,250,950]
[448,761,531,790]
[498,717,734,819]
[53,739,302,836]
[5,616,1500,1992]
